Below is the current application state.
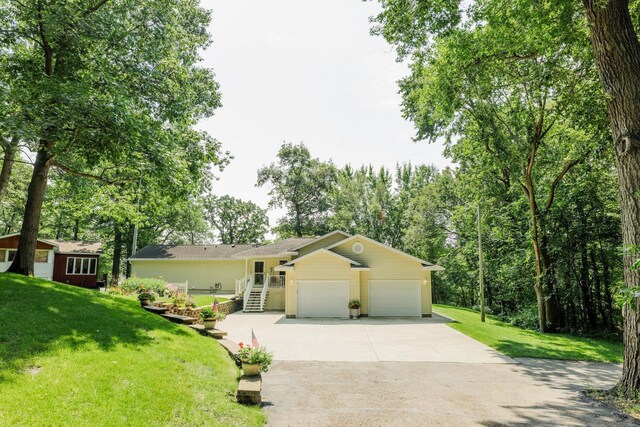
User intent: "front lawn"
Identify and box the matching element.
[434,304,623,363]
[191,294,230,307]
[0,274,264,426]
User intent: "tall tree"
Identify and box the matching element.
[581,0,640,397]
[203,195,268,244]
[2,0,221,275]
[257,142,336,237]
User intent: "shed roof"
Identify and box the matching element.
[52,240,102,255]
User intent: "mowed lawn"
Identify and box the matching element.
[0,274,264,426]
[434,304,623,363]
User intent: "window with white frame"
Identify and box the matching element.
[66,257,97,275]
[1,249,49,263]
[35,250,49,263]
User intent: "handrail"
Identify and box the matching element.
[260,275,269,309]
[243,275,254,310]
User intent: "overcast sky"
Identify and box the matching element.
[198,0,451,228]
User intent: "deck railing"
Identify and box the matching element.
[266,274,286,288]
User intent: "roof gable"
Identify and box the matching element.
[274,248,363,271]
[325,234,443,270]
[289,230,351,251]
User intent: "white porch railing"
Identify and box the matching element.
[242,275,254,308]
[259,278,269,308]
[266,274,286,288]
[169,280,189,295]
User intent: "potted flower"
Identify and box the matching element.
[200,306,226,330]
[138,290,156,307]
[348,300,361,319]
[237,343,273,376]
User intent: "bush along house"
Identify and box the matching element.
[0,233,102,288]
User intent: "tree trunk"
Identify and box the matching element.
[0,136,18,203]
[7,144,54,275]
[590,249,607,328]
[125,222,135,278]
[111,225,122,284]
[583,0,640,397]
[73,218,79,241]
[600,244,614,328]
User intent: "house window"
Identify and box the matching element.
[278,260,287,277]
[66,257,97,275]
[35,250,49,263]
[7,250,16,262]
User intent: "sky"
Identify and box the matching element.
[198,0,451,228]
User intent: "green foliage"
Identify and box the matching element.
[137,290,157,302]
[199,306,226,321]
[204,195,269,244]
[238,346,273,372]
[348,300,361,309]
[257,142,336,237]
[0,273,265,425]
[121,277,166,295]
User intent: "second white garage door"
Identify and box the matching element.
[297,280,349,318]
[369,280,422,317]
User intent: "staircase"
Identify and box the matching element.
[243,284,267,312]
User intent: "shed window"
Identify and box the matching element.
[66,257,97,275]
[35,250,48,263]
[7,250,16,262]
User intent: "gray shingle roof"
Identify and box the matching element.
[233,237,316,258]
[130,244,255,260]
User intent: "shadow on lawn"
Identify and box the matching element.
[0,273,189,382]
[494,338,622,363]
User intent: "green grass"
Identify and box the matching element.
[0,273,265,426]
[434,304,623,363]
[190,295,229,307]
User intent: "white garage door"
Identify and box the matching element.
[369,280,422,317]
[297,280,349,318]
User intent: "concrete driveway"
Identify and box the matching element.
[262,359,630,426]
[222,312,512,363]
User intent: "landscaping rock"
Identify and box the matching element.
[237,375,262,405]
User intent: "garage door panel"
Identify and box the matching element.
[369,280,421,317]
[297,280,349,318]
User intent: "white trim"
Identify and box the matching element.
[422,265,445,271]
[66,257,98,276]
[274,249,361,271]
[289,230,351,251]
[325,234,443,270]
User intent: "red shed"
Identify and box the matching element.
[0,234,102,288]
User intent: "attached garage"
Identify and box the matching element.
[297,280,349,318]
[368,280,422,317]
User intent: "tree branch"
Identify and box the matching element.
[51,160,135,185]
[545,157,583,211]
[82,0,110,17]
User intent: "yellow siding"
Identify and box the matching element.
[331,238,428,316]
[283,251,357,317]
[295,233,350,257]
[422,271,433,316]
[130,260,245,292]
[264,288,285,310]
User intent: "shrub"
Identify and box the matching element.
[171,293,187,307]
[164,284,178,298]
[509,305,540,330]
[237,345,273,372]
[138,290,157,302]
[472,304,493,315]
[200,306,226,321]
[348,300,361,309]
[121,277,166,295]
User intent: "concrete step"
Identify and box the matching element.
[187,324,228,339]
[237,375,262,405]
[143,305,168,314]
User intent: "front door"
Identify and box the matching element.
[254,261,265,285]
